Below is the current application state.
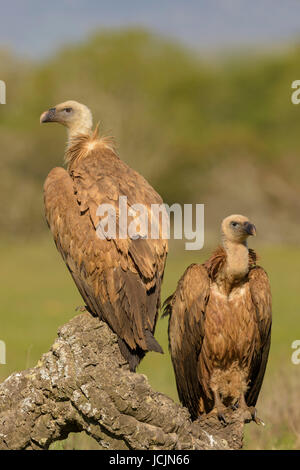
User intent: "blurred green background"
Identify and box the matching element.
[0,27,300,449]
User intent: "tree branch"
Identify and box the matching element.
[0,312,245,450]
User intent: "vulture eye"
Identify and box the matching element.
[64,107,73,113]
[231,221,239,227]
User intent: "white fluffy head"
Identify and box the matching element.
[40,100,93,136]
[221,214,256,244]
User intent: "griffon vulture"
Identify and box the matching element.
[163,214,272,423]
[41,100,168,371]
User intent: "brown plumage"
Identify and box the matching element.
[163,214,272,423]
[41,100,168,371]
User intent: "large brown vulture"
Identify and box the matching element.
[41,100,168,371]
[164,214,272,423]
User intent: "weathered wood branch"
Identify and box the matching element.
[0,312,246,450]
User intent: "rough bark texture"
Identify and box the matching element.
[0,312,246,450]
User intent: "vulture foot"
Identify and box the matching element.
[247,406,265,426]
[210,390,228,425]
[75,305,88,312]
[75,305,97,316]
[205,406,228,426]
[237,395,265,426]
[231,401,239,411]
[217,410,228,426]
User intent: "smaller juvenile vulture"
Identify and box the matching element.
[164,215,272,423]
[41,101,168,371]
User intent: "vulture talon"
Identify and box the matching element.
[205,406,227,425]
[75,305,87,312]
[218,412,227,426]
[249,406,265,426]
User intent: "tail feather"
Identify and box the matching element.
[117,337,145,372]
[117,329,163,372]
[144,329,163,354]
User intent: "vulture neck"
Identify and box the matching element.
[222,239,249,284]
[67,126,92,148]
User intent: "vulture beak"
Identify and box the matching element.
[40,107,57,124]
[244,222,256,236]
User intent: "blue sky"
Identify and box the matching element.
[1,0,300,58]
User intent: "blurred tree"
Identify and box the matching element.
[0,30,300,241]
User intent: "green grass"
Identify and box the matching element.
[0,237,299,449]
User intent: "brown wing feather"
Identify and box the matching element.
[44,147,167,371]
[71,148,167,288]
[246,266,272,406]
[163,264,210,419]
[71,148,168,332]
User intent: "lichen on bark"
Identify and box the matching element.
[0,312,245,450]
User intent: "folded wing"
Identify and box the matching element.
[163,264,210,419]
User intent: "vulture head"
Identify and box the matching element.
[40,100,93,137]
[221,214,256,244]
